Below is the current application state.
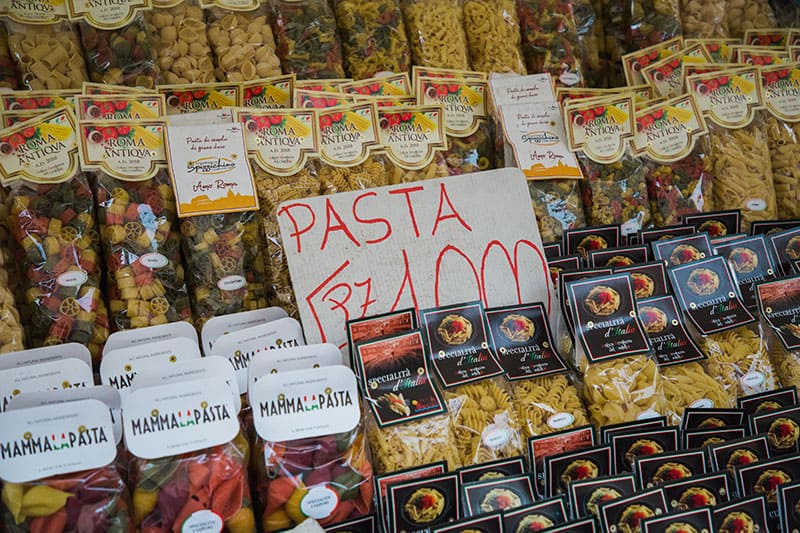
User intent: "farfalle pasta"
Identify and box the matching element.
[402,0,470,69]
[366,415,462,474]
[512,374,590,439]
[463,0,526,74]
[206,6,282,82]
[5,20,88,90]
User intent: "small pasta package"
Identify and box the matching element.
[236,107,322,316]
[463,0,526,74]
[250,364,373,531]
[377,105,450,184]
[641,44,712,99]
[123,377,256,533]
[687,67,777,229]
[636,294,731,424]
[626,0,683,56]
[269,0,345,79]
[158,83,241,115]
[416,76,495,175]
[334,0,411,79]
[564,95,652,236]
[484,302,590,439]
[419,301,524,466]
[204,2,281,82]
[756,275,800,390]
[241,75,295,109]
[516,0,583,86]
[164,119,269,328]
[725,0,777,39]
[668,255,777,405]
[0,109,110,363]
[401,0,470,70]
[713,233,777,310]
[0,24,18,89]
[565,272,668,426]
[0,399,132,532]
[77,118,192,331]
[353,329,461,473]
[632,94,715,227]
[621,37,682,87]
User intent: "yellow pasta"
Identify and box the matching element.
[765,116,800,220]
[146,1,216,85]
[768,343,800,391]
[319,156,391,193]
[385,156,449,185]
[661,362,733,424]
[5,20,88,90]
[401,0,470,69]
[511,374,590,439]
[206,7,281,82]
[366,414,462,474]
[680,0,728,37]
[463,0,526,74]
[724,0,777,38]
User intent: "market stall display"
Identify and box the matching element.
[206,5,282,82]
[463,0,526,75]
[401,0,470,70]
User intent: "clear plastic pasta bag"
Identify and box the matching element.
[660,362,733,424]
[366,413,462,474]
[512,373,590,439]
[767,336,800,394]
[516,0,584,86]
[206,5,282,82]
[269,0,346,79]
[0,24,19,89]
[385,153,450,185]
[643,145,714,228]
[764,102,800,221]
[575,0,606,88]
[529,179,588,243]
[95,171,192,331]
[725,0,777,38]
[463,0,526,74]
[0,192,25,353]
[334,0,411,79]
[444,122,495,176]
[679,0,728,38]
[627,0,682,53]
[319,155,392,193]
[4,20,88,90]
[599,0,628,87]
[401,0,470,70]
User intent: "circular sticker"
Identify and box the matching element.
[57,270,88,288]
[139,253,169,269]
[181,510,223,533]
[483,428,511,449]
[217,275,247,292]
[690,398,714,409]
[547,412,575,429]
[300,485,339,520]
[637,410,661,420]
[745,199,767,211]
[559,72,582,86]
[741,371,765,388]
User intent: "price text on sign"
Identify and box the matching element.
[278,169,551,351]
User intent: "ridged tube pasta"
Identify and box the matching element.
[5,21,88,90]
[511,374,590,438]
[463,0,526,74]
[582,355,668,427]
[765,116,800,220]
[402,0,470,70]
[366,414,462,474]
[661,362,732,424]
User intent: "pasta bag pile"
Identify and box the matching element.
[688,67,776,230]
[0,24,18,89]
[627,0,682,54]
[463,0,526,74]
[756,276,800,391]
[0,188,24,353]
[574,0,606,87]
[401,0,470,70]
[516,0,584,86]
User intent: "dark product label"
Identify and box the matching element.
[566,274,651,363]
[641,506,713,533]
[708,435,770,475]
[564,225,622,260]
[431,512,503,533]
[538,517,598,533]
[751,219,800,236]
[500,497,568,532]
[614,262,669,300]
[569,474,636,518]
[420,302,504,388]
[768,226,800,276]
[713,495,770,533]
[355,330,446,427]
[669,256,756,335]
[375,462,447,533]
[652,233,713,266]
[528,425,596,498]
[589,245,649,268]
[462,475,535,517]
[544,242,563,259]
[548,255,581,287]
[545,444,612,497]
[662,472,731,511]
[714,235,777,310]
[347,308,417,378]
[735,454,800,505]
[456,456,526,485]
[751,404,800,456]
[387,473,459,532]
[600,417,668,444]
[634,450,707,490]
[324,514,378,533]
[738,387,798,416]
[778,480,800,533]
[611,427,680,473]
[757,275,800,351]
[684,426,747,449]
[560,268,612,334]
[598,488,669,533]
[684,210,741,237]
[485,303,568,380]
[711,232,747,246]
[636,295,705,367]
[640,225,696,245]
[681,408,746,430]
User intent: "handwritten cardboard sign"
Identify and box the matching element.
[278,168,551,353]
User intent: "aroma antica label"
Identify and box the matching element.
[237,108,317,176]
[79,120,167,181]
[564,97,634,163]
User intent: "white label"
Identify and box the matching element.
[741,371,766,388]
[559,72,582,86]
[123,378,239,459]
[167,109,234,126]
[300,486,339,520]
[181,510,223,533]
[217,275,247,292]
[104,321,198,356]
[210,317,305,393]
[547,412,576,429]
[489,74,556,107]
[202,307,289,353]
[0,359,94,413]
[690,398,714,408]
[637,409,661,420]
[483,428,512,449]
[0,399,116,483]
[250,366,360,442]
[139,253,169,269]
[57,270,88,287]
[0,344,92,372]
[745,199,767,211]
[247,343,343,391]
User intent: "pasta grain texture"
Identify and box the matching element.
[766,116,800,220]
[402,0,470,69]
[661,362,732,424]
[5,21,88,90]
[529,179,587,242]
[512,374,590,438]
[147,1,216,85]
[463,0,526,74]
[366,415,462,474]
[206,7,282,82]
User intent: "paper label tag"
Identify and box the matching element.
[636,295,705,367]
[0,0,69,23]
[236,108,317,176]
[1,91,77,113]
[0,359,93,413]
[241,75,295,109]
[105,321,197,355]
[78,120,167,181]
[251,365,360,442]
[74,94,164,120]
[489,73,557,107]
[342,74,412,97]
[180,510,223,533]
[165,122,258,217]
[642,45,711,98]
[247,343,342,391]
[417,78,488,137]
[201,307,289,353]
[0,399,116,483]
[688,67,764,128]
[66,0,151,29]
[0,344,92,372]
[123,378,239,459]
[757,275,800,351]
[633,95,707,162]
[565,96,634,163]
[158,84,240,115]
[623,37,683,87]
[316,103,380,167]
[377,105,447,170]
[761,64,800,122]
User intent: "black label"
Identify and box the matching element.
[544,242,563,259]
[640,225,696,245]
[751,404,800,456]
[669,256,756,335]
[462,474,535,517]
[548,255,581,287]
[347,308,417,380]
[714,235,777,310]
[387,473,459,532]
[614,262,669,300]
[652,232,713,266]
[751,219,800,236]
[684,210,741,237]
[637,295,705,367]
[324,514,378,533]
[420,302,504,388]
[683,426,746,449]
[768,226,800,276]
[738,386,798,415]
[559,268,613,334]
[600,417,668,444]
[598,488,668,533]
[485,303,568,380]
[456,456,526,485]
[356,330,447,427]
[757,275,800,351]
[375,462,448,532]
[430,511,503,533]
[528,425,596,498]
[588,244,649,268]
[566,274,651,363]
[711,232,747,246]
[564,225,622,260]
[538,517,598,533]
[778,480,800,533]
[641,506,714,533]
[713,495,770,533]
[501,496,568,532]
[708,435,770,475]
[634,450,707,489]
[662,471,731,510]
[611,427,680,473]
[681,407,746,430]
[569,474,636,518]
[735,454,800,505]
[544,444,612,497]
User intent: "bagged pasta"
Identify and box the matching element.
[597,0,628,87]
[269,0,345,79]
[402,0,470,70]
[0,188,25,353]
[77,119,192,331]
[145,0,216,85]
[334,0,410,79]
[687,67,777,230]
[463,0,525,74]
[250,365,373,531]
[516,0,584,86]
[725,0,777,38]
[627,0,682,55]
[668,255,777,405]
[529,180,588,243]
[632,94,714,228]
[377,105,450,185]
[0,110,109,363]
[417,77,495,175]
[565,272,668,426]
[564,95,651,236]
[419,302,524,466]
[205,4,281,82]
[574,0,606,88]
[0,399,132,533]
[680,2,728,37]
[0,25,18,89]
[485,302,590,439]
[757,275,800,390]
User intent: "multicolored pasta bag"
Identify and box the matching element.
[0,109,110,363]
[250,365,373,531]
[574,0,606,87]
[401,0,470,70]
[463,0,526,74]
[77,118,192,331]
[626,0,682,55]
[687,67,777,230]
[757,275,800,392]
[516,0,584,86]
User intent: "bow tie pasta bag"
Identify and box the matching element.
[401,0,470,70]
[668,255,777,406]
[757,275,800,392]
[687,67,776,230]
[250,365,373,532]
[124,377,255,533]
[0,399,132,533]
[566,273,668,426]
[0,109,110,364]
[78,118,191,331]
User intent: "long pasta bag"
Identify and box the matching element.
[0,398,132,532]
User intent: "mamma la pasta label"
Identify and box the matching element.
[687,67,764,128]
[377,105,447,171]
[158,84,240,115]
[316,102,380,167]
[564,96,635,164]
[236,108,317,177]
[632,95,708,163]
[416,77,489,138]
[760,64,800,122]
[66,0,151,30]
[78,119,168,181]
[242,75,295,109]
[0,0,69,24]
